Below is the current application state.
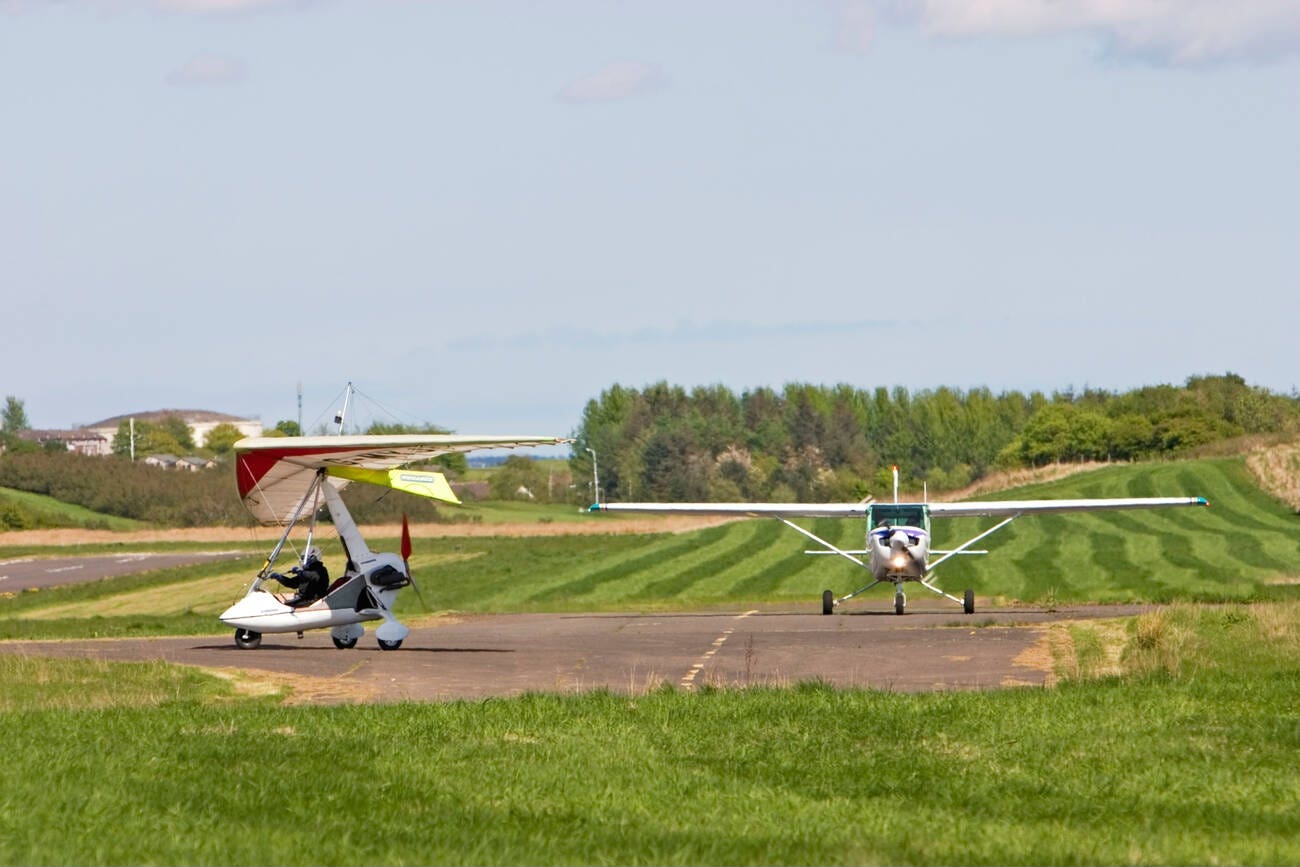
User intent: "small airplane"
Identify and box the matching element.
[590,466,1208,615]
[220,432,568,649]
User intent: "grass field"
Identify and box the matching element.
[1,457,1297,643]
[0,602,1295,866]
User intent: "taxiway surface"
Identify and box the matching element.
[1,603,1148,703]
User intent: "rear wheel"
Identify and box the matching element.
[234,629,261,650]
[963,589,975,615]
[377,638,403,651]
[821,590,834,615]
[332,636,358,650]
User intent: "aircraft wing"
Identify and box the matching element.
[591,502,870,518]
[927,497,1208,518]
[235,434,568,525]
[593,496,1207,521]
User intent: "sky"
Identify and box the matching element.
[3,0,1298,445]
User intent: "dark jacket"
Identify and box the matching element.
[278,557,330,606]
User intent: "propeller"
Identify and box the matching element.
[400,513,428,610]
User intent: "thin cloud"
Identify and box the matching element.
[167,53,246,86]
[831,0,876,55]
[890,0,1300,64]
[450,319,909,353]
[155,0,303,11]
[557,61,662,105]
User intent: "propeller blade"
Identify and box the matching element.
[405,562,428,611]
[400,515,427,609]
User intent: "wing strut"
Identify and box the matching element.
[777,518,885,610]
[255,470,326,580]
[926,514,1020,572]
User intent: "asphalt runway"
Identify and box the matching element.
[1,602,1149,703]
[0,551,251,591]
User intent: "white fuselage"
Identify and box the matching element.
[867,524,930,582]
[220,552,408,636]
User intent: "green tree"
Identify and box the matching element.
[157,414,195,451]
[274,420,302,437]
[112,420,184,458]
[488,455,547,501]
[2,396,29,433]
[203,423,244,455]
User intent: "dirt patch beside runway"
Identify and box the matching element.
[0,516,731,548]
[0,603,1151,705]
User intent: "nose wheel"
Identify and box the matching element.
[894,589,906,615]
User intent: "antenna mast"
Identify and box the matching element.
[334,381,353,435]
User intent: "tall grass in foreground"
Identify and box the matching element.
[1,603,1296,866]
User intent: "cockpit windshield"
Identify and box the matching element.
[868,504,929,530]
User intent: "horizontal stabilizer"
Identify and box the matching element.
[327,466,462,505]
[803,549,989,556]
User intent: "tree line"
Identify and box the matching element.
[568,374,1300,503]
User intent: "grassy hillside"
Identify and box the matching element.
[392,457,1297,613]
[0,486,144,532]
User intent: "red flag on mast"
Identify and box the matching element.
[400,513,412,563]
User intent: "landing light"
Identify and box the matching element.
[892,555,908,569]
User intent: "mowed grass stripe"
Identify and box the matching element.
[630,520,776,601]
[1087,530,1157,601]
[414,535,660,611]
[522,524,739,606]
[632,518,791,602]
[729,519,862,600]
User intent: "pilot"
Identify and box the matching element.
[274,548,330,608]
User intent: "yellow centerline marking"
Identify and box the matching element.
[680,610,759,690]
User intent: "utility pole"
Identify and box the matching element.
[585,447,599,505]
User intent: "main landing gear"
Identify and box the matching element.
[819,587,976,615]
[234,628,262,649]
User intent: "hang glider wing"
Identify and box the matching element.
[591,502,871,518]
[927,497,1208,518]
[236,434,568,525]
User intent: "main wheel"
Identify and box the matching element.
[234,628,261,650]
[377,638,403,651]
[963,589,975,615]
[894,593,906,615]
[822,590,834,615]
[332,635,358,650]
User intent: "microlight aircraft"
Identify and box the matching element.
[221,433,567,649]
[591,467,1208,615]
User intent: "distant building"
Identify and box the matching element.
[15,429,111,456]
[451,481,489,501]
[83,409,262,450]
